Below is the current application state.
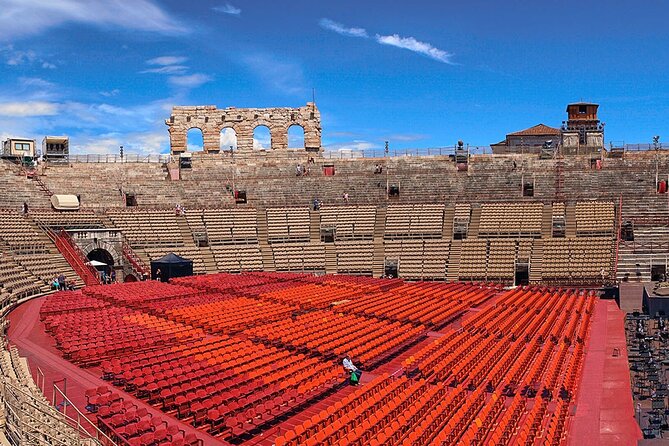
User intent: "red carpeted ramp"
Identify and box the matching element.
[568,300,643,445]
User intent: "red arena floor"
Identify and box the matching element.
[5,273,642,445]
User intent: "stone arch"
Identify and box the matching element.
[288,124,305,149]
[87,248,115,266]
[187,127,204,152]
[220,127,238,152]
[253,125,272,150]
[80,239,122,267]
[166,103,321,154]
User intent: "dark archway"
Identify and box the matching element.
[87,248,115,266]
[124,274,138,282]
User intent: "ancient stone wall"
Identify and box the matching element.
[166,102,321,154]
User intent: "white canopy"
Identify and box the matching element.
[88,260,107,267]
[50,194,80,211]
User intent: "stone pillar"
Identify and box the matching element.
[236,123,254,152]
[168,125,186,154]
[271,125,288,151]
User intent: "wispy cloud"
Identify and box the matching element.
[100,89,120,97]
[146,56,188,66]
[141,65,188,74]
[375,34,454,64]
[168,73,212,88]
[1,45,60,69]
[319,18,368,38]
[0,0,184,41]
[386,133,429,142]
[0,101,60,117]
[5,48,37,65]
[318,18,455,65]
[18,77,55,89]
[213,4,241,16]
[242,54,307,96]
[324,140,379,153]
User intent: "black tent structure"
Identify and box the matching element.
[150,252,193,282]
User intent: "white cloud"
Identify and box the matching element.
[146,56,188,66]
[18,77,54,89]
[6,49,37,65]
[220,128,238,150]
[253,127,271,150]
[100,89,120,97]
[213,4,241,16]
[1,45,58,69]
[324,140,379,152]
[0,101,59,117]
[0,0,184,41]
[319,18,456,65]
[242,54,306,96]
[375,34,454,64]
[141,65,188,74]
[71,131,169,155]
[168,74,212,88]
[319,18,368,38]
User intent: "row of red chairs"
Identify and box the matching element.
[278,286,597,446]
[336,282,499,327]
[39,290,110,316]
[245,309,425,367]
[87,385,202,446]
[41,304,203,366]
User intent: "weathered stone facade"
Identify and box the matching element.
[166,102,322,154]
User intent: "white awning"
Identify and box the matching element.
[88,260,107,267]
[50,194,80,211]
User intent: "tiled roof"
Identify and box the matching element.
[507,123,561,137]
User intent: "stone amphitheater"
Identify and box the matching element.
[0,103,663,445]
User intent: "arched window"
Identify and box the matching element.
[187,128,204,151]
[220,128,238,152]
[253,125,271,150]
[288,125,305,149]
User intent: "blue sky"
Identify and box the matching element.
[0,0,668,154]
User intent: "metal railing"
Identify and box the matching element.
[66,154,172,164]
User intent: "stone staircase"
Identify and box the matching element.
[325,244,337,275]
[541,204,553,238]
[467,206,481,238]
[529,239,543,282]
[176,215,197,247]
[565,203,577,237]
[442,205,454,239]
[199,247,219,274]
[256,208,275,271]
[309,210,321,242]
[372,207,387,277]
[446,239,461,281]
[616,227,669,282]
